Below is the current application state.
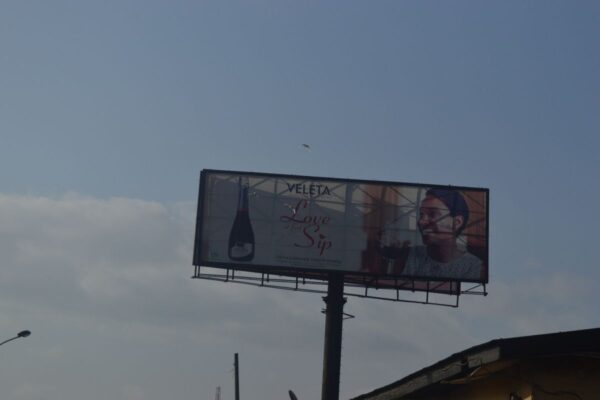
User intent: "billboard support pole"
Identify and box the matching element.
[234,353,240,400]
[321,272,346,400]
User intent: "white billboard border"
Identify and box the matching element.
[193,169,490,300]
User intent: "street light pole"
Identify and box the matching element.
[0,330,31,347]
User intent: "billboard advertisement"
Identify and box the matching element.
[193,170,489,285]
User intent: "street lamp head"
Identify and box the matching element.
[17,330,31,338]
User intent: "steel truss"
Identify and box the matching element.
[192,266,487,308]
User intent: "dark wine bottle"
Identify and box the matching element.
[228,176,255,262]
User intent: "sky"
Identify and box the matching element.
[1,1,599,399]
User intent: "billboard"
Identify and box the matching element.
[193,170,489,286]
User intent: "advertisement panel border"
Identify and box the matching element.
[193,169,489,292]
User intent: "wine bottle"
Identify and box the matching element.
[228,176,255,262]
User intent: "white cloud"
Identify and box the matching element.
[121,385,146,400]
[11,383,58,400]
[1,192,599,400]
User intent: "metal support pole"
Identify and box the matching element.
[321,272,346,400]
[235,353,240,400]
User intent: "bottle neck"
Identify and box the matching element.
[238,178,249,211]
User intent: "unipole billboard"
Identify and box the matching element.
[193,169,489,400]
[193,170,489,289]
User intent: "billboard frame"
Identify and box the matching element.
[192,266,488,307]
[193,169,489,292]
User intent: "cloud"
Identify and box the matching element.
[0,193,328,399]
[460,272,599,338]
[1,193,191,317]
[1,192,599,400]
[11,382,58,400]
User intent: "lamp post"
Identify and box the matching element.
[0,330,31,347]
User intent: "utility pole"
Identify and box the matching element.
[234,353,240,400]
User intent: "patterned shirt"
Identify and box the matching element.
[402,246,483,280]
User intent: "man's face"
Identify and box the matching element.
[418,195,463,245]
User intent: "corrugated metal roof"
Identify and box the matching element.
[352,327,600,400]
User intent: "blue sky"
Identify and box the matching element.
[1,1,599,400]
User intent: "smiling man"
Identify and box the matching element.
[400,188,483,280]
